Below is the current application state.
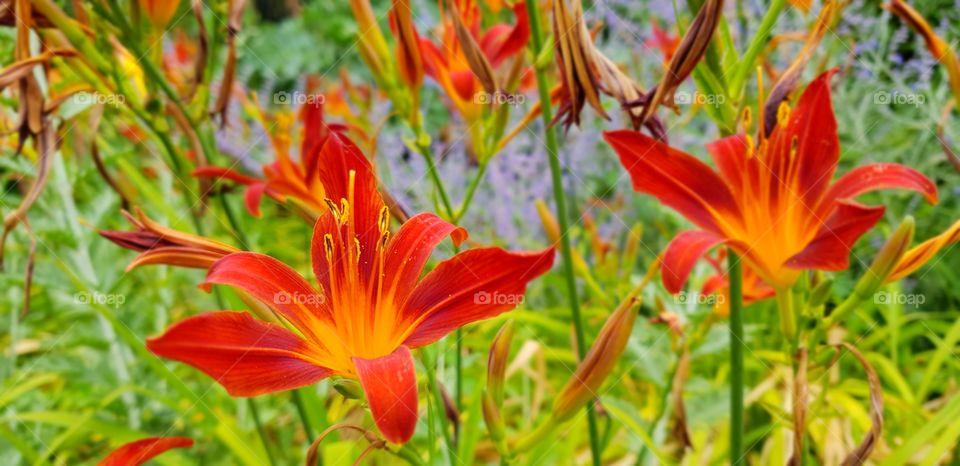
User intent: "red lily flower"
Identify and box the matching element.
[194,89,350,218]
[98,437,192,466]
[646,19,680,65]
[605,71,938,293]
[416,0,530,120]
[147,132,555,444]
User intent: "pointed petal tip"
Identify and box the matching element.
[353,345,419,444]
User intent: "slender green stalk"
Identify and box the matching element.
[728,249,745,466]
[416,140,456,221]
[729,0,786,99]
[291,390,316,448]
[524,2,601,465]
[247,398,278,466]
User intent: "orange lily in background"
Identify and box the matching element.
[646,19,680,66]
[147,131,555,444]
[193,94,344,218]
[416,0,530,121]
[98,437,192,466]
[605,71,938,294]
[139,0,182,28]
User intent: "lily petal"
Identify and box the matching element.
[147,312,332,396]
[192,165,261,186]
[785,200,885,271]
[766,70,839,207]
[662,230,727,294]
[204,252,334,341]
[824,163,938,205]
[604,130,742,234]
[706,134,749,192]
[353,345,418,444]
[401,247,555,347]
[383,213,468,304]
[244,183,267,218]
[99,437,193,466]
[887,220,960,282]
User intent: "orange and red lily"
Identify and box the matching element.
[98,436,192,466]
[605,71,938,294]
[193,95,344,218]
[415,0,530,121]
[147,131,555,444]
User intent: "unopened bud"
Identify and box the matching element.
[481,390,508,453]
[855,217,915,296]
[333,378,363,400]
[487,321,515,405]
[552,298,639,422]
[535,199,560,244]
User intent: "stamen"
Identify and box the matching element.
[378,206,390,234]
[354,238,362,263]
[324,198,341,221]
[777,102,791,126]
[745,134,756,158]
[740,107,752,133]
[340,199,350,225]
[323,233,335,261]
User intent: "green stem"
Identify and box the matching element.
[454,162,489,223]
[777,288,797,346]
[291,390,317,453]
[416,140,456,221]
[525,2,601,465]
[729,0,786,99]
[728,249,745,466]
[247,398,277,466]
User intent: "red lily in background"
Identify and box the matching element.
[415,0,530,121]
[605,71,938,294]
[193,90,347,218]
[148,131,555,444]
[98,437,192,466]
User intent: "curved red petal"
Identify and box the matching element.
[99,437,193,466]
[191,166,260,185]
[312,132,386,280]
[383,213,468,303]
[766,70,839,206]
[604,130,742,234]
[706,134,748,191]
[205,252,334,341]
[401,247,555,347]
[785,200,885,271]
[353,345,418,444]
[244,183,267,218]
[147,312,332,397]
[662,230,727,294]
[482,2,530,66]
[824,163,938,205]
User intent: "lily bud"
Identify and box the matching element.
[390,0,423,92]
[808,277,834,308]
[885,0,960,106]
[99,208,239,271]
[333,378,364,400]
[552,297,639,422]
[481,390,508,455]
[139,0,182,28]
[854,217,915,296]
[487,321,515,405]
[886,220,960,283]
[534,199,560,245]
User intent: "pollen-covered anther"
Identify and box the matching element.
[324,198,342,222]
[745,134,756,158]
[777,102,791,126]
[378,206,390,234]
[740,107,753,133]
[324,233,335,261]
[340,199,350,224]
[354,237,362,263]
